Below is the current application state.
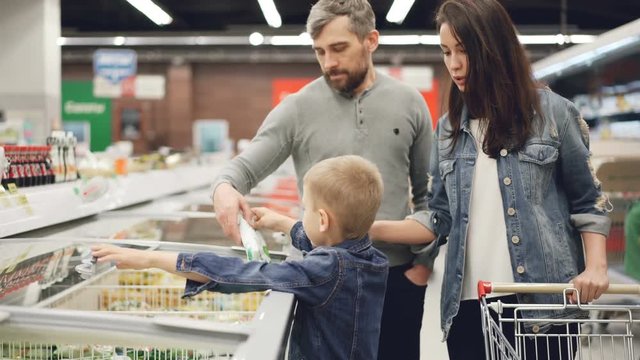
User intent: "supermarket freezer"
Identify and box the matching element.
[0,238,295,360]
[18,186,300,255]
[17,210,291,257]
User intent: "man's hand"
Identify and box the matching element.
[253,207,296,233]
[404,264,432,286]
[213,182,253,245]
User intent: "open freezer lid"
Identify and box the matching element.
[0,239,154,306]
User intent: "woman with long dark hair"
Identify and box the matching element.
[370,0,611,358]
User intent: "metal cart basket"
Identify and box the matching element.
[478,281,640,360]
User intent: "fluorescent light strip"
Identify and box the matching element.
[379,35,420,45]
[268,34,312,46]
[569,35,596,44]
[58,33,596,47]
[386,0,416,24]
[257,0,282,28]
[517,35,562,45]
[126,0,173,26]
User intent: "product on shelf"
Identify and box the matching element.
[46,130,79,183]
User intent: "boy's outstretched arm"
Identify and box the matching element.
[92,245,210,283]
[369,219,436,245]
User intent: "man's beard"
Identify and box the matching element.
[324,61,369,96]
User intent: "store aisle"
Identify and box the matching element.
[421,244,449,360]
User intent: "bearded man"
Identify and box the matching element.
[212,1,437,358]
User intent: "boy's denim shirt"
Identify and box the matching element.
[176,221,389,360]
[415,89,611,339]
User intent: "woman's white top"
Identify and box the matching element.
[461,119,515,300]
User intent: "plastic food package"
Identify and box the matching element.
[238,215,271,262]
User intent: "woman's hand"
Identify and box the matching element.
[570,266,609,304]
[570,232,609,304]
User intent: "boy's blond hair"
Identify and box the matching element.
[303,155,383,239]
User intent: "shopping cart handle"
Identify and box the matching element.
[477,281,640,299]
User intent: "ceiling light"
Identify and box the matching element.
[125,0,173,26]
[257,0,282,28]
[269,34,313,46]
[569,35,596,44]
[386,0,415,24]
[249,32,265,46]
[113,36,126,46]
[517,35,562,45]
[419,35,440,45]
[379,35,421,45]
[58,33,598,47]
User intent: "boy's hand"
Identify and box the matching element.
[253,207,296,233]
[92,245,151,270]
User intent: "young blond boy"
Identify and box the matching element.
[92,155,388,360]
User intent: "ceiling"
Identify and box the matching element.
[61,0,640,35]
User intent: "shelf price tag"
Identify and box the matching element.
[0,187,10,208]
[6,183,18,194]
[5,183,33,215]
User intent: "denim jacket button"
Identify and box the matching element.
[516,265,525,274]
[507,207,516,216]
[503,177,512,186]
[500,148,508,157]
[511,235,520,244]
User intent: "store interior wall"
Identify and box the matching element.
[62,61,449,152]
[0,0,60,144]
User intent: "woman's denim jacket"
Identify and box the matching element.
[417,89,611,339]
[176,221,389,360]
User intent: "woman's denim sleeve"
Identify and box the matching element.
[425,120,453,246]
[557,101,611,235]
[177,248,339,307]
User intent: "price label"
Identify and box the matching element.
[7,183,18,194]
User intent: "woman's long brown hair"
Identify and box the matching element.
[436,0,542,157]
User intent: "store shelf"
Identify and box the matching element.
[0,164,222,238]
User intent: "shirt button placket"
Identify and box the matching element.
[357,99,364,126]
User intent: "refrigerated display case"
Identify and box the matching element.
[14,185,300,259]
[0,164,224,238]
[0,238,295,360]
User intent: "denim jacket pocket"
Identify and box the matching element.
[518,143,559,203]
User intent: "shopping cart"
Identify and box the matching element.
[478,281,640,360]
